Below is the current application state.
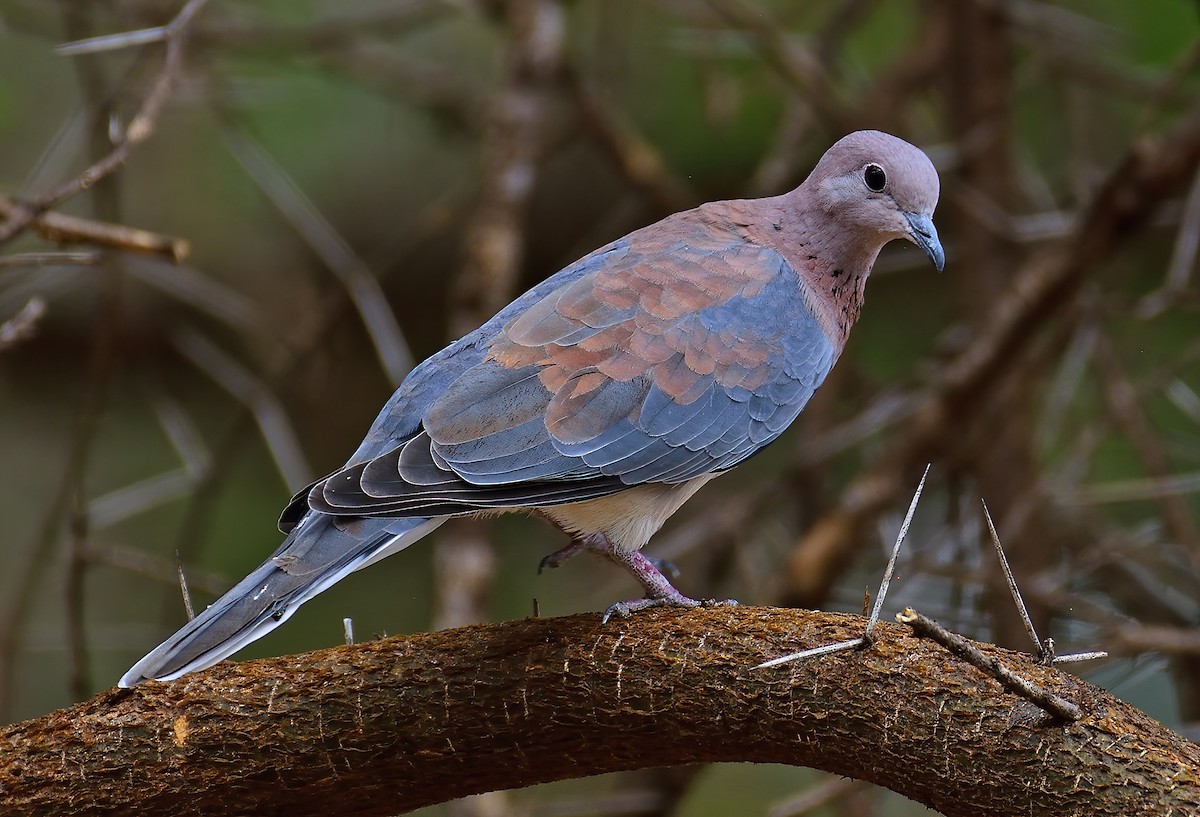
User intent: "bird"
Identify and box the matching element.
[119,129,943,687]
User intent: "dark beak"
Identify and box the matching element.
[904,212,945,272]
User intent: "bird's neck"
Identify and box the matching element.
[729,191,884,347]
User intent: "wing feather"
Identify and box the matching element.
[297,213,837,519]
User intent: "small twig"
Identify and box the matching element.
[172,327,312,490]
[1072,470,1200,504]
[79,540,228,596]
[0,297,47,351]
[0,252,100,268]
[1136,163,1200,317]
[0,0,210,246]
[177,552,196,621]
[56,25,172,57]
[343,618,355,646]
[0,197,189,261]
[896,607,1082,721]
[88,469,199,529]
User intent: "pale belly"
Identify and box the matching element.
[538,474,718,553]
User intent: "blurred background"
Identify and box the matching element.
[1,0,1199,814]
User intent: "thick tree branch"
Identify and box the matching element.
[2,607,1196,816]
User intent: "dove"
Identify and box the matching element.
[119,129,943,686]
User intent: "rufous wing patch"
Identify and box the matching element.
[476,219,786,446]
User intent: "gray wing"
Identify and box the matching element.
[303,223,837,520]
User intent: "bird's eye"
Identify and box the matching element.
[863,163,887,192]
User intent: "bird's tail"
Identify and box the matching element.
[118,514,444,687]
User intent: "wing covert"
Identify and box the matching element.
[311,213,838,518]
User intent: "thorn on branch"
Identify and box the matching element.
[982,499,1107,666]
[754,464,930,669]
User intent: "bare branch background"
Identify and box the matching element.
[1,1,1198,814]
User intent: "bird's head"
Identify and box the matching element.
[805,130,944,272]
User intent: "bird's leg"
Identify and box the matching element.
[537,534,608,573]
[538,533,679,577]
[598,536,737,623]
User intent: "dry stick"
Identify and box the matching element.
[74,540,227,597]
[0,196,188,261]
[1093,331,1200,567]
[0,0,211,247]
[1054,650,1110,664]
[0,252,100,269]
[754,464,930,669]
[896,607,1082,721]
[1136,163,1200,317]
[0,0,212,718]
[171,327,312,491]
[176,552,196,621]
[0,297,47,351]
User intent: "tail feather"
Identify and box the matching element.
[118,515,443,687]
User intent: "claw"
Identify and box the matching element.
[601,596,738,624]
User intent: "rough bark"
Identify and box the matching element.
[2,607,1197,816]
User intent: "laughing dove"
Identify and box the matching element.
[120,129,943,686]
